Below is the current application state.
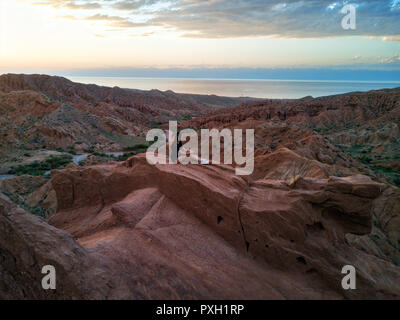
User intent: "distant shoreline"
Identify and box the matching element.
[66,76,400,84]
[66,76,400,99]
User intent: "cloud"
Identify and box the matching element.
[140,31,155,36]
[84,13,126,21]
[382,54,400,63]
[382,35,400,41]
[111,0,146,10]
[65,2,102,10]
[62,13,151,27]
[33,0,400,39]
[149,0,400,38]
[34,1,103,10]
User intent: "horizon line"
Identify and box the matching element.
[2,66,400,82]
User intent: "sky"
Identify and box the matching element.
[0,0,400,80]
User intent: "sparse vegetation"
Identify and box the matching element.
[9,155,73,176]
[85,146,95,153]
[93,152,110,158]
[181,114,192,121]
[338,144,400,187]
[2,191,48,218]
[67,147,76,155]
[123,143,149,152]
[369,164,400,187]
[148,121,165,129]
[117,152,135,161]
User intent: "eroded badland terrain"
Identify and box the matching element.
[0,74,399,299]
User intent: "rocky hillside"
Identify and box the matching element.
[1,155,399,299]
[0,73,251,158]
[183,87,400,187]
[0,79,399,299]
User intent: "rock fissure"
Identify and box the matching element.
[236,180,251,253]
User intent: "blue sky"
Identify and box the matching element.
[0,0,399,80]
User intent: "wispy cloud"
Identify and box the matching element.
[33,0,400,38]
[65,2,102,10]
[112,0,148,11]
[62,13,152,27]
[382,35,400,41]
[381,54,400,63]
[34,0,103,10]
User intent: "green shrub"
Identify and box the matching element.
[123,143,149,152]
[10,155,73,176]
[67,147,76,155]
[148,121,164,129]
[181,115,192,121]
[2,192,48,218]
[93,152,106,157]
[117,152,135,161]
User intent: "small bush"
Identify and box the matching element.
[117,152,135,161]
[123,144,149,152]
[67,147,76,155]
[11,155,73,176]
[181,115,192,121]
[148,121,164,129]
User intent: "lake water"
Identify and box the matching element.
[68,77,400,99]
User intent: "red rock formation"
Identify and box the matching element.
[0,74,249,155]
[0,155,388,299]
[1,75,399,300]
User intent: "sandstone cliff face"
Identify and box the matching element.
[0,193,139,299]
[1,154,398,299]
[347,185,400,267]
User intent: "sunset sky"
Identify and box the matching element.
[1,0,400,79]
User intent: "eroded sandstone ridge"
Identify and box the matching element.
[1,155,399,299]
